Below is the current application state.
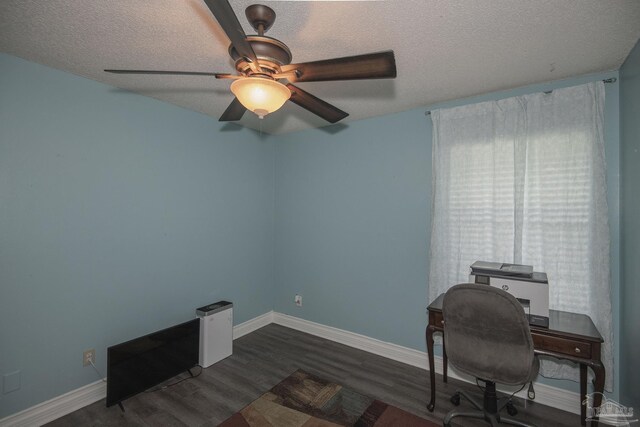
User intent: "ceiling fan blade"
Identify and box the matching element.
[219,97,247,121]
[104,69,231,77]
[280,51,396,83]
[203,0,261,74]
[286,84,348,123]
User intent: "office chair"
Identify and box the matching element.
[442,283,539,427]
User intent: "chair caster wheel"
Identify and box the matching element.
[506,401,518,416]
[450,392,461,406]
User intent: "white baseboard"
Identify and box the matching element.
[0,311,276,427]
[1,310,580,426]
[0,380,106,427]
[233,311,274,339]
[273,312,430,370]
[272,312,581,415]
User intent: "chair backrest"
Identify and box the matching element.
[442,283,536,385]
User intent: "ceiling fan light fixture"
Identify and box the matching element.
[230,77,291,119]
[105,2,397,124]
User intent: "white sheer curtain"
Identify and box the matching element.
[428,82,613,390]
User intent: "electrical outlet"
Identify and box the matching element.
[83,349,95,367]
[294,294,302,307]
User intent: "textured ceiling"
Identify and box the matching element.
[2,1,640,135]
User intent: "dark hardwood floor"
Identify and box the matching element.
[46,324,581,426]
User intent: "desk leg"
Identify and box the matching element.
[591,362,606,426]
[580,361,605,426]
[580,364,587,426]
[426,325,436,412]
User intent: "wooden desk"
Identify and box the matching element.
[426,294,605,425]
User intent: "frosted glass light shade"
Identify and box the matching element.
[230,78,291,119]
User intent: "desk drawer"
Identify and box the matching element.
[532,333,592,359]
[429,311,444,329]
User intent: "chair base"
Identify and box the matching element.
[443,381,535,427]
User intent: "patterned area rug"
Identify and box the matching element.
[219,369,439,426]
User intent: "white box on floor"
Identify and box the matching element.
[196,301,233,368]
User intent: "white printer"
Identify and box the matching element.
[469,261,549,328]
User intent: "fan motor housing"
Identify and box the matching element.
[230,35,292,75]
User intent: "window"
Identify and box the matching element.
[428,82,613,390]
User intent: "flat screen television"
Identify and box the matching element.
[106,318,199,408]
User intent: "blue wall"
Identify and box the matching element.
[0,49,629,418]
[274,110,432,349]
[0,54,276,417]
[274,71,621,398]
[620,40,640,410]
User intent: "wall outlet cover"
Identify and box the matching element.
[3,370,21,394]
[83,349,96,367]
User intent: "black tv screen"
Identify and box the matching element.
[106,318,199,407]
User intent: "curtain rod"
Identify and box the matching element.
[424,78,617,116]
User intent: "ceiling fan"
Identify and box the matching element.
[105,0,397,123]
